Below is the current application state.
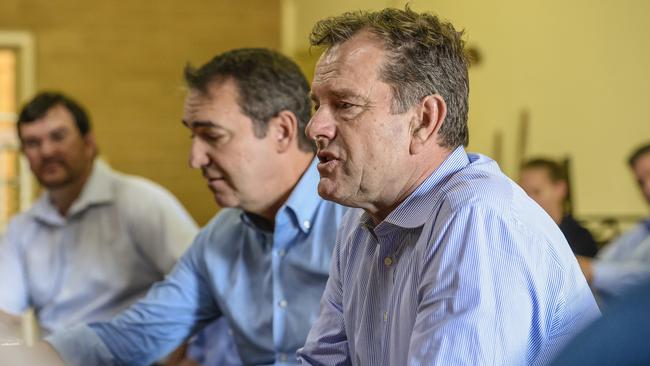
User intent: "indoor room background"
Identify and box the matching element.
[1,0,648,231]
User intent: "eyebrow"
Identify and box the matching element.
[181,120,224,129]
[23,126,69,139]
[49,126,70,135]
[310,87,370,104]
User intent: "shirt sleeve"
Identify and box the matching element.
[297,234,351,366]
[45,234,220,366]
[407,205,566,365]
[124,180,199,275]
[0,220,30,315]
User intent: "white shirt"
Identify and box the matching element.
[0,159,198,334]
[592,219,650,306]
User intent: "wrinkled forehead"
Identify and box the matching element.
[184,88,211,110]
[183,83,223,115]
[182,79,246,129]
[313,32,387,86]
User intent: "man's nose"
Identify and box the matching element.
[306,108,336,143]
[189,138,209,169]
[39,139,58,157]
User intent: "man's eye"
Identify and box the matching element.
[23,140,40,149]
[204,134,225,143]
[50,130,68,142]
[337,102,354,110]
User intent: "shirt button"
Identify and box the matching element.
[383,256,393,267]
[278,353,288,361]
[279,299,288,308]
[277,249,286,257]
[303,220,311,229]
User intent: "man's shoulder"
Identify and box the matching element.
[438,157,517,215]
[4,210,38,241]
[108,169,180,205]
[421,156,567,256]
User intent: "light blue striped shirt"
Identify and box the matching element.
[46,160,348,365]
[298,147,600,366]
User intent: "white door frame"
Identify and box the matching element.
[0,31,35,213]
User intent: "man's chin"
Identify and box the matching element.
[37,176,73,190]
[317,181,344,204]
[211,192,238,209]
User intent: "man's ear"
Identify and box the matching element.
[556,180,569,201]
[268,110,298,153]
[410,94,447,154]
[83,132,98,157]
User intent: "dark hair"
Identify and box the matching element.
[521,158,568,183]
[184,48,313,152]
[310,6,469,149]
[628,142,650,168]
[17,91,91,137]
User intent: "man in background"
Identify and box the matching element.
[4,48,347,365]
[298,7,599,365]
[577,142,650,307]
[0,92,198,337]
[519,158,598,257]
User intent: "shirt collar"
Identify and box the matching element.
[365,146,471,232]
[282,158,322,234]
[240,158,321,234]
[30,159,115,225]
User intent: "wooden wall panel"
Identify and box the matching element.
[0,0,281,225]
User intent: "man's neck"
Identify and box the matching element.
[48,163,94,217]
[257,152,314,222]
[366,148,452,225]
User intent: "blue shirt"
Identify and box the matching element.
[46,160,348,365]
[298,148,600,366]
[0,159,197,334]
[592,219,650,306]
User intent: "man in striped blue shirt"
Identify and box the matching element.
[298,7,600,366]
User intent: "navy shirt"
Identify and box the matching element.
[559,214,599,257]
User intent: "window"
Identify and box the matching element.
[0,32,35,236]
[0,48,19,231]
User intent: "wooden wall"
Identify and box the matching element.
[0,0,281,225]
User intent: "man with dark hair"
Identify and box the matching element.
[577,142,650,308]
[3,48,347,365]
[298,7,598,365]
[519,158,598,257]
[0,92,198,336]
